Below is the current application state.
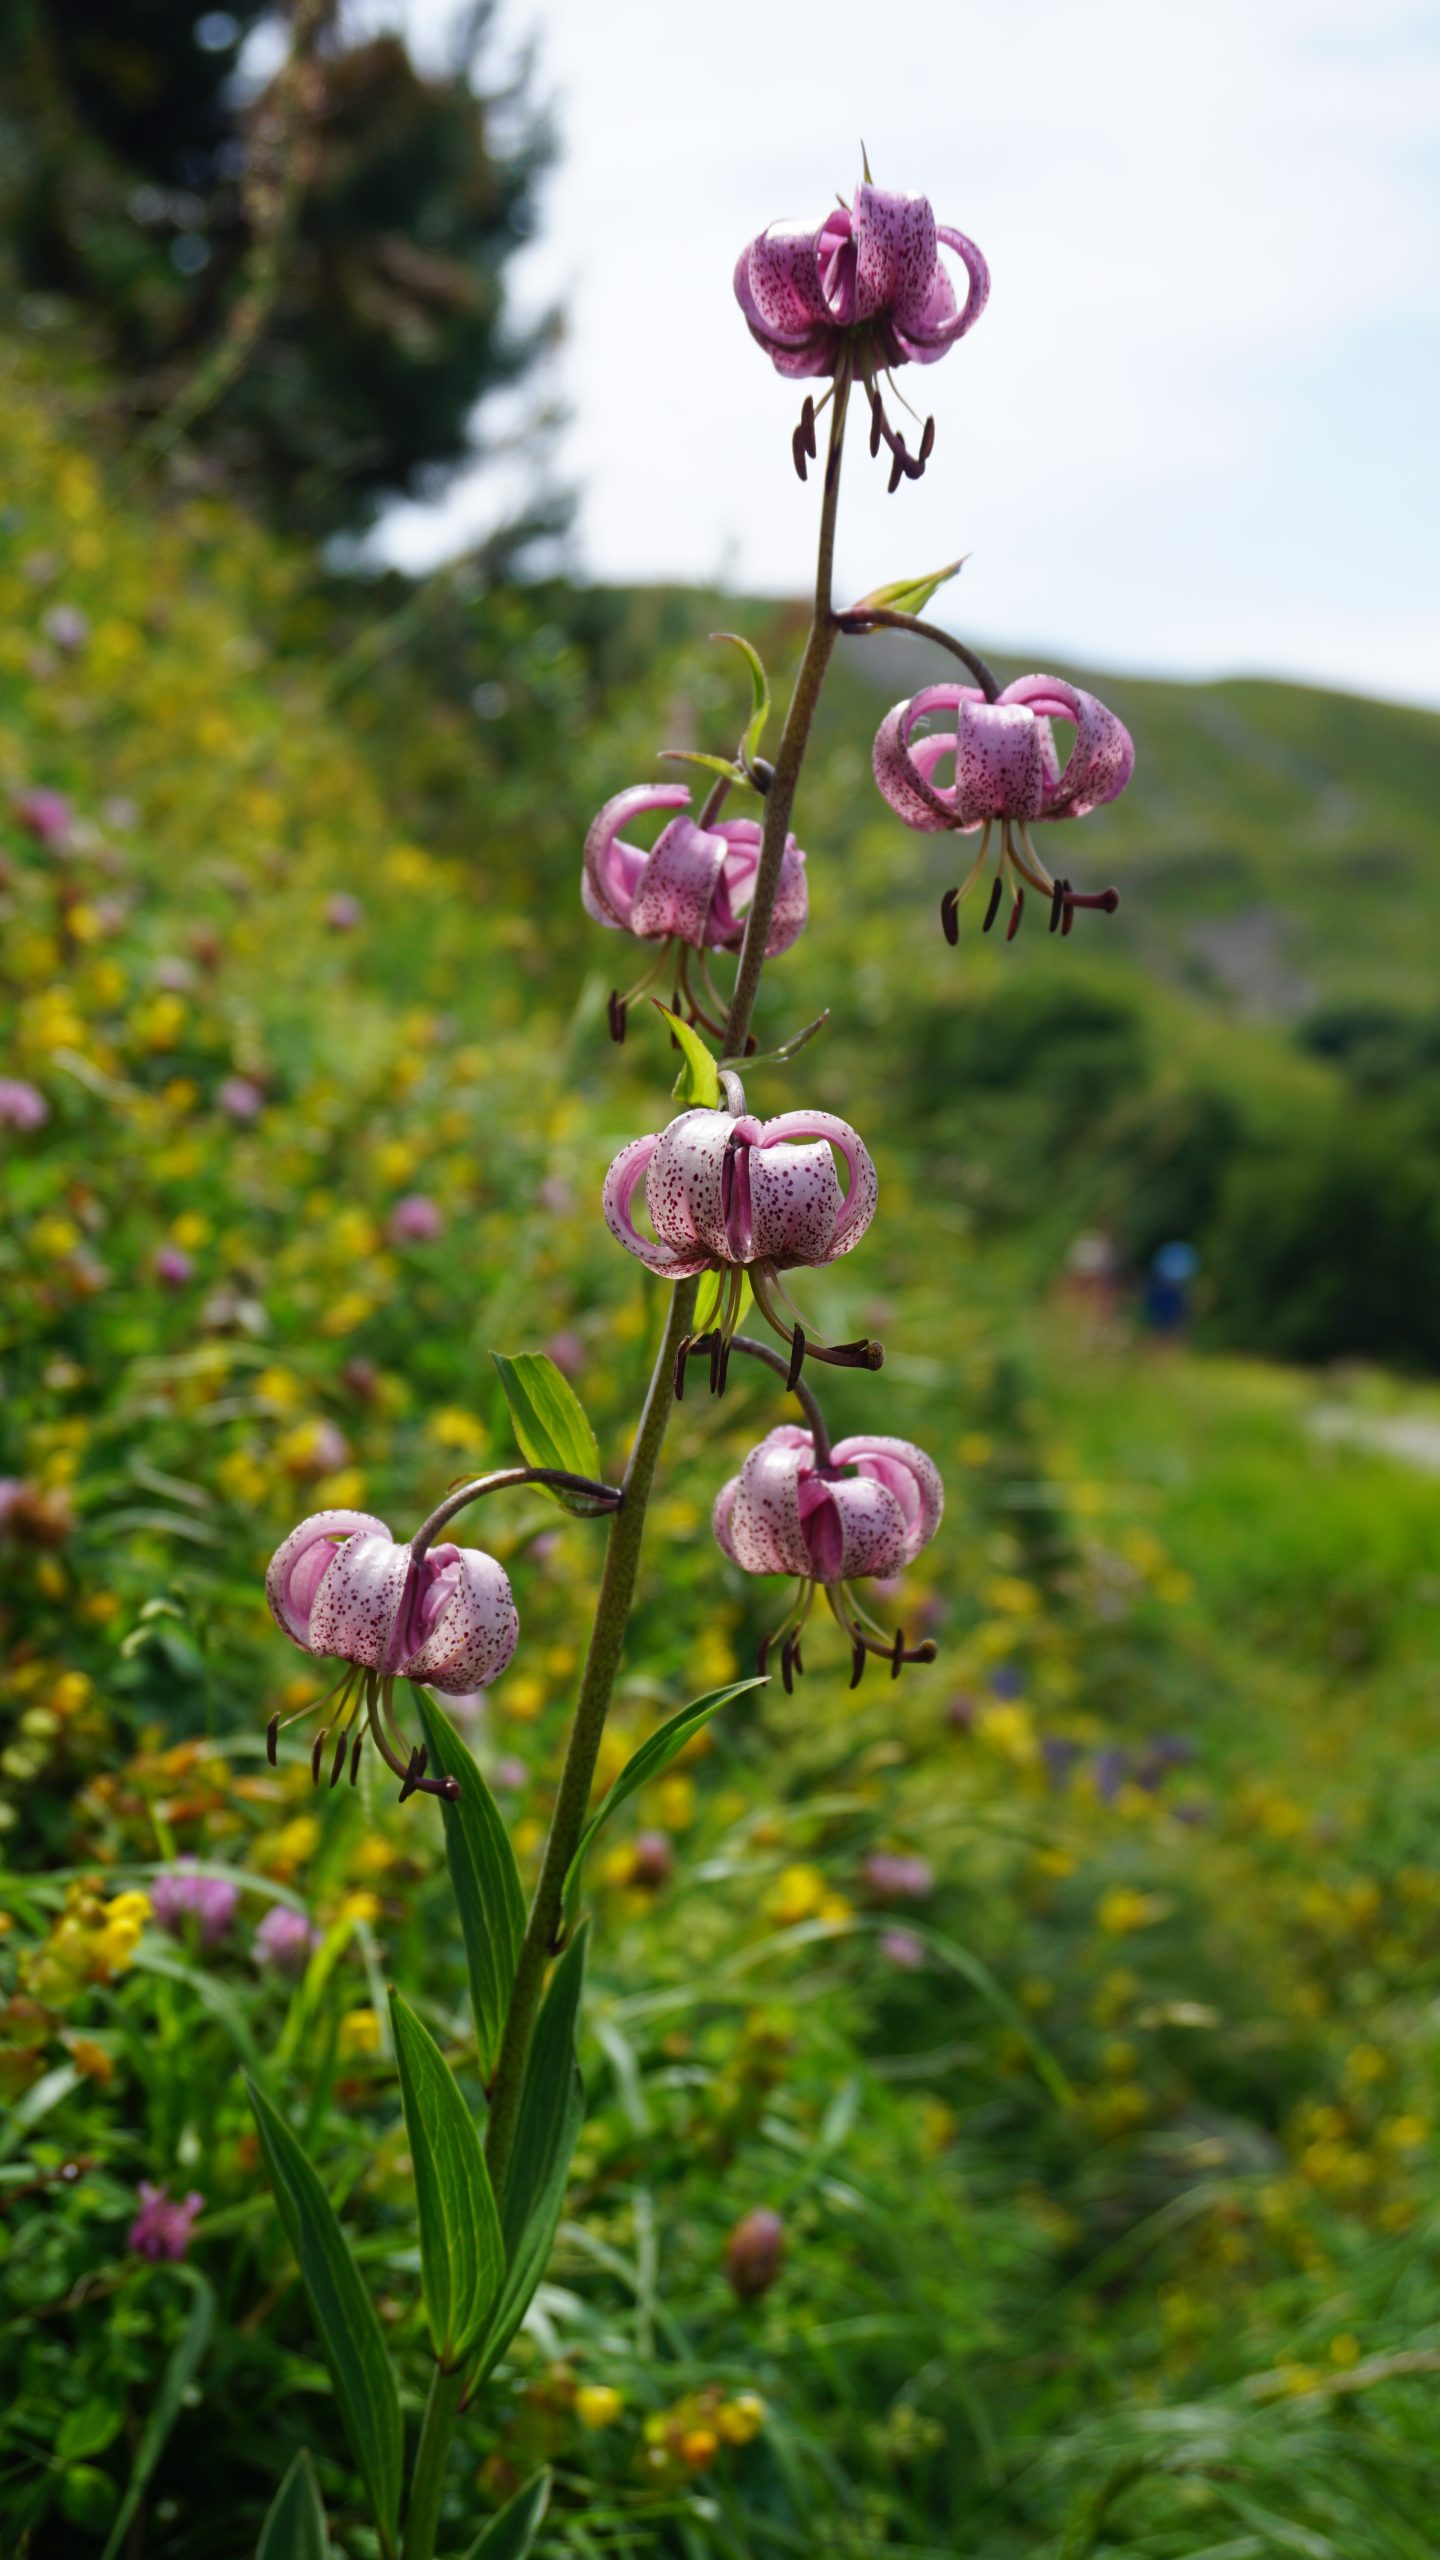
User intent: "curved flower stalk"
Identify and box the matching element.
[584,783,808,1041]
[873,676,1133,942]
[735,174,988,488]
[603,1096,881,1382]
[714,1423,942,1688]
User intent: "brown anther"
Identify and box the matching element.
[786,1325,807,1390]
[266,1713,280,1766]
[941,886,961,947]
[709,1330,724,1396]
[717,1334,733,1395]
[891,1628,906,1680]
[311,1728,327,1784]
[349,1730,364,1785]
[607,990,627,1044]
[792,422,809,482]
[982,877,1004,934]
[1049,879,1066,935]
[791,1637,804,1676]
[919,416,936,464]
[887,449,904,495]
[868,391,883,458]
[850,1638,867,1691]
[780,1637,796,1695]
[1061,898,1075,937]
[329,1730,349,1788]
[1006,888,1025,944]
[802,394,818,459]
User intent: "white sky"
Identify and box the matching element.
[378,0,1440,708]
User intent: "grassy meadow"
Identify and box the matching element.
[6,329,1440,2558]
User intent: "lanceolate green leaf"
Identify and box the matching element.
[472,1929,588,2381]
[245,2080,402,2554]
[460,2468,552,2560]
[491,1351,607,1515]
[848,557,967,619]
[412,1693,526,2080]
[653,1002,721,1110]
[389,1991,504,2366]
[711,629,771,765]
[562,1679,763,1930]
[256,2449,331,2560]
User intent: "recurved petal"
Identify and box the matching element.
[584,784,691,932]
[307,1530,412,1670]
[896,222,991,357]
[703,824,809,956]
[766,837,810,955]
[951,699,1048,825]
[852,185,938,325]
[647,1108,737,1260]
[1004,676,1135,820]
[631,815,728,948]
[744,222,833,334]
[266,1508,392,1648]
[827,1473,914,1577]
[747,1136,845,1267]
[725,1427,814,1575]
[759,1111,878,1260]
[831,1434,944,1562]
[602,1132,709,1277]
[404,1543,519,1693]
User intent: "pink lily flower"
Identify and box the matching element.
[584,785,808,1042]
[265,1508,518,1801]
[713,1423,941,1686]
[603,1102,879,1377]
[872,676,1133,942]
[735,178,988,486]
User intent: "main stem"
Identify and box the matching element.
[482,380,852,2199]
[402,2365,463,2560]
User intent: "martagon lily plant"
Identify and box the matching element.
[246,157,1137,2559]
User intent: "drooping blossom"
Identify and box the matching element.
[735,177,988,484]
[603,1100,879,1378]
[13,788,72,851]
[152,1244,195,1288]
[583,784,807,1039]
[265,1508,518,1801]
[0,1078,49,1131]
[724,2207,785,2300]
[253,1904,322,1973]
[217,1074,264,1121]
[129,2183,205,2262]
[150,1861,240,1948]
[873,677,1133,941]
[713,1424,942,1686]
[387,1193,444,1246]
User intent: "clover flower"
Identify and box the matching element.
[387,1193,444,1245]
[713,1423,942,1686]
[12,787,72,850]
[152,1244,195,1288]
[873,676,1133,941]
[0,1078,49,1131]
[151,1861,240,1949]
[584,784,808,1040]
[603,1097,879,1380]
[265,1508,518,1801]
[253,1904,322,1973]
[129,2183,204,2263]
[735,173,988,486]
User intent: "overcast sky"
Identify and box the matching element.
[380,0,1440,707]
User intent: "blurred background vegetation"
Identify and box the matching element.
[3,8,1440,2558]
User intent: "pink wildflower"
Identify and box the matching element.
[129,2183,205,2262]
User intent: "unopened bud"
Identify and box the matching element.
[724,2206,785,2300]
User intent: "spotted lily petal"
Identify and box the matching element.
[603,1131,712,1277]
[630,815,729,947]
[1003,676,1135,820]
[717,1426,813,1576]
[307,1530,413,1672]
[705,821,809,957]
[831,1434,945,1562]
[266,1508,392,1649]
[757,1111,878,1260]
[404,1543,519,1694]
[895,222,991,360]
[714,1426,944,1585]
[853,185,939,327]
[583,783,692,932]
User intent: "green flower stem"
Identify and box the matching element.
[724,372,850,1056]
[402,2363,464,2560]
[479,372,853,2209]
